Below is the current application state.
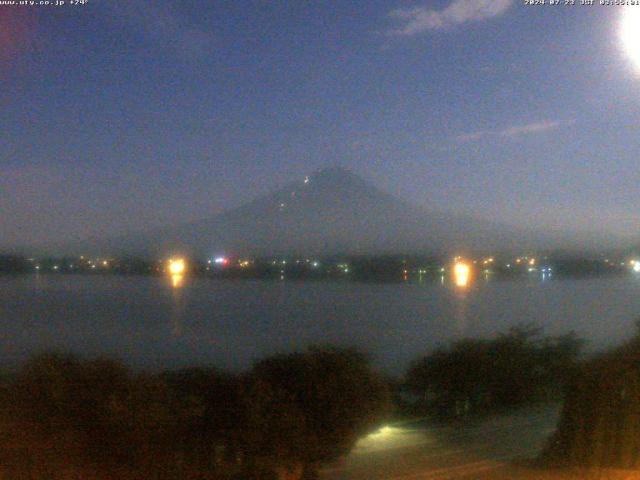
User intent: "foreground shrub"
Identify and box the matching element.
[544,330,640,468]
[0,347,390,480]
[405,325,584,418]
[3,353,181,477]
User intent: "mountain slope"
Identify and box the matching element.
[62,167,540,258]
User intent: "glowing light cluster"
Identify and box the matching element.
[453,261,471,288]
[214,257,229,266]
[168,258,186,275]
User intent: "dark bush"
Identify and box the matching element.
[5,352,177,476]
[248,346,392,476]
[161,368,243,458]
[544,326,640,468]
[0,347,390,480]
[406,325,583,418]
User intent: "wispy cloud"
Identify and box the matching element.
[455,131,489,142]
[388,0,513,36]
[456,120,570,142]
[501,120,564,137]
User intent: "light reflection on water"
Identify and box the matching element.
[0,274,639,373]
[168,275,186,337]
[452,288,470,336]
[170,274,184,289]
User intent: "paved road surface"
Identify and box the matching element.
[321,404,561,480]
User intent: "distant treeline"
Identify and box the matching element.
[0,255,30,273]
[0,252,633,280]
[546,256,627,277]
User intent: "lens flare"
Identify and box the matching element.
[621,8,640,71]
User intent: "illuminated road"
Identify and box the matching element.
[321,404,561,480]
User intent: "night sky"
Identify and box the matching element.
[2,1,640,249]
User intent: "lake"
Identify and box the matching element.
[1,273,639,374]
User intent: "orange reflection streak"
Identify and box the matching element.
[171,274,184,288]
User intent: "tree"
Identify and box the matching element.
[0,348,391,479]
[247,346,391,478]
[545,325,640,468]
[406,325,583,417]
[8,353,176,476]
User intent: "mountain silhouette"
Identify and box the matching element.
[61,166,543,258]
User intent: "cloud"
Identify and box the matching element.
[500,120,564,137]
[456,120,569,142]
[455,131,489,142]
[388,0,513,36]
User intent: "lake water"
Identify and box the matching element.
[1,274,639,374]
